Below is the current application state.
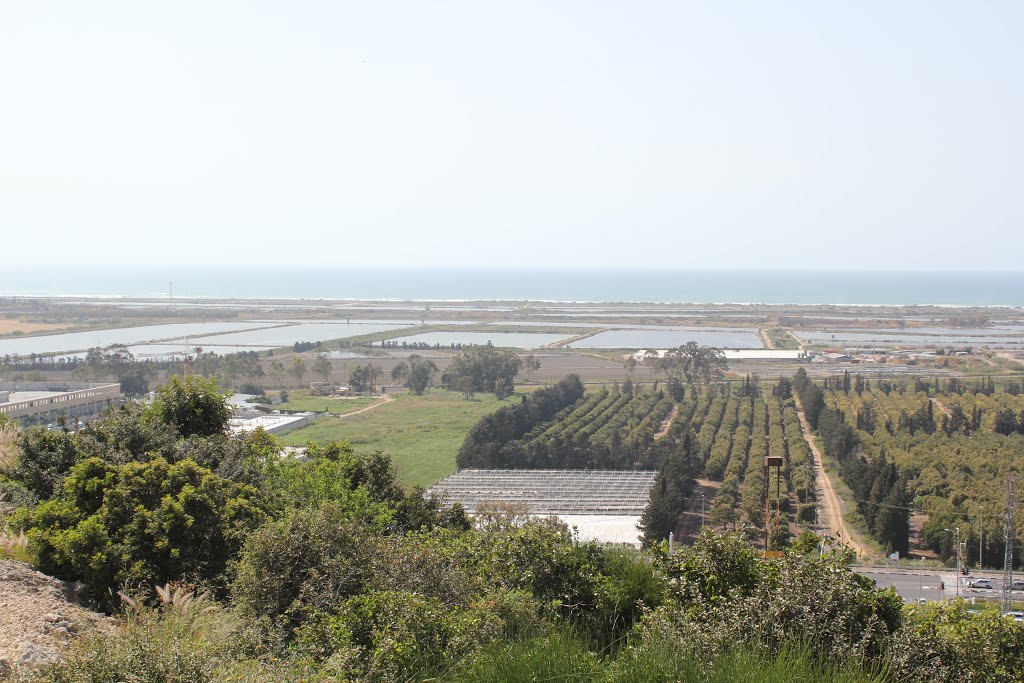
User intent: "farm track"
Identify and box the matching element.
[793,395,870,558]
[334,394,393,417]
[931,397,952,417]
[654,403,680,440]
[677,478,721,544]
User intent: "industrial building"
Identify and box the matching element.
[429,469,657,545]
[0,382,122,424]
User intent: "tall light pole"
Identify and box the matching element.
[946,527,961,596]
[978,505,983,569]
[701,494,705,529]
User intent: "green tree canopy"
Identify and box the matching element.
[441,345,522,397]
[24,457,267,608]
[311,350,332,384]
[147,375,232,438]
[349,363,384,394]
[653,342,727,387]
[391,354,439,395]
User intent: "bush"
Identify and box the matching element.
[232,504,375,644]
[4,427,79,499]
[296,589,493,680]
[656,530,901,662]
[24,457,267,609]
[888,601,1024,682]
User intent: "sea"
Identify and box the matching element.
[1,266,1022,307]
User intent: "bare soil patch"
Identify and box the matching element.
[0,320,71,335]
[654,403,680,440]
[931,397,952,418]
[0,560,111,674]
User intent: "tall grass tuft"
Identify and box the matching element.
[446,629,602,683]
[44,584,233,683]
[447,627,885,683]
[0,420,18,471]
[0,521,30,563]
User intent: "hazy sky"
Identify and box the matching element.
[2,2,1021,270]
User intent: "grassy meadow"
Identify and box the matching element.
[279,389,509,486]
[272,390,381,415]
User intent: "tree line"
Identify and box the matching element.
[456,375,586,467]
[794,368,911,556]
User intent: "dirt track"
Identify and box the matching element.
[931,397,952,417]
[336,394,393,418]
[654,403,680,440]
[793,395,870,558]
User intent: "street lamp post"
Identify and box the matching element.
[700,494,705,529]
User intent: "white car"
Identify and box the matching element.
[1005,612,1024,623]
[967,578,994,589]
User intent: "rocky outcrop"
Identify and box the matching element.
[0,560,110,675]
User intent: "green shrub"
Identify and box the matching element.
[261,443,401,520]
[24,457,266,609]
[4,427,79,499]
[297,589,494,680]
[232,504,375,644]
[888,601,1024,682]
[591,546,668,642]
[656,530,901,662]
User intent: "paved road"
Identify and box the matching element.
[856,567,1021,603]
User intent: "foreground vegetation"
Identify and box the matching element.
[2,376,1024,681]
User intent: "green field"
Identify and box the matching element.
[273,390,381,415]
[279,389,508,487]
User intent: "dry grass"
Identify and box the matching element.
[0,523,29,562]
[0,319,71,335]
[0,422,19,471]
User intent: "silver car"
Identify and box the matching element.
[967,578,994,589]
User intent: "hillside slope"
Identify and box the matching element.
[0,560,110,674]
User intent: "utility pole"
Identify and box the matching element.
[979,505,983,569]
[1002,477,1015,613]
[701,494,705,529]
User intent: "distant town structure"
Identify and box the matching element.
[633,349,806,361]
[225,393,319,435]
[0,381,122,424]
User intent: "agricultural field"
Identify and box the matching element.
[819,374,1024,565]
[658,385,818,546]
[457,383,673,470]
[456,377,818,547]
[279,389,508,487]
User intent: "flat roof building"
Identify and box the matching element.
[0,381,122,423]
